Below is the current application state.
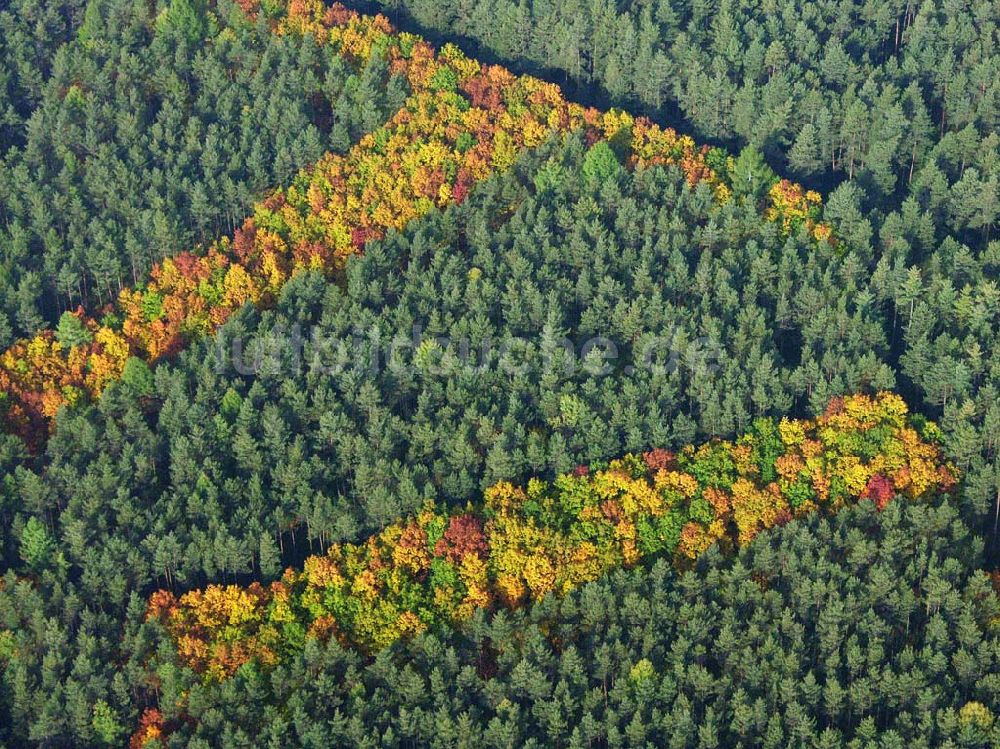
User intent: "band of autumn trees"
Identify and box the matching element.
[0,0,831,450]
[145,392,955,685]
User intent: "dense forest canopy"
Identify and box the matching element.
[0,0,998,747]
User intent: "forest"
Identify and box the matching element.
[0,0,999,746]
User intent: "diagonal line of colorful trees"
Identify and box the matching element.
[0,0,831,450]
[145,393,955,682]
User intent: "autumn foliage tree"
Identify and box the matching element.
[148,392,955,679]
